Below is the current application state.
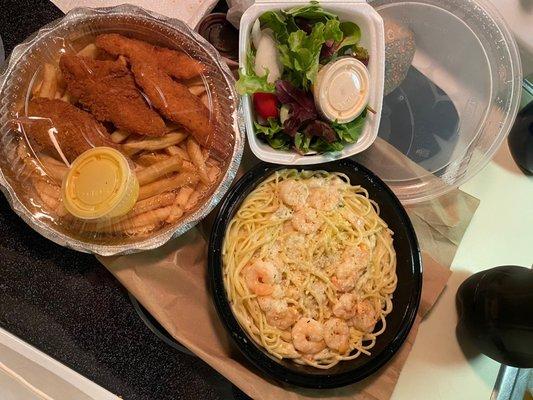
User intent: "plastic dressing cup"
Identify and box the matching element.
[313,57,370,124]
[62,147,139,220]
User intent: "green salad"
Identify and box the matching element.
[237,1,370,154]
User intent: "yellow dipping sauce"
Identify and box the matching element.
[313,57,370,124]
[62,147,139,220]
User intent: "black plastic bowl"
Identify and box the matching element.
[208,160,422,388]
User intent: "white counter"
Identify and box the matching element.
[392,140,532,399]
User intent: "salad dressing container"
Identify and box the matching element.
[313,57,370,123]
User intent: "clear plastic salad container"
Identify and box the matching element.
[0,5,244,255]
[355,0,522,204]
[239,0,385,165]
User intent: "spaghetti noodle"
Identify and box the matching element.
[222,169,397,369]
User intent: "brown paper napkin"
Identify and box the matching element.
[97,143,481,399]
[100,244,449,400]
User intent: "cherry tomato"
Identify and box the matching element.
[253,92,279,120]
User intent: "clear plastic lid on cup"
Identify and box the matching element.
[355,0,522,204]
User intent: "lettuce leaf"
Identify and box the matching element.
[235,49,276,95]
[278,18,342,88]
[337,21,361,53]
[309,138,344,152]
[254,118,282,137]
[254,119,290,150]
[284,1,337,22]
[331,110,367,143]
[259,11,290,43]
[294,132,311,153]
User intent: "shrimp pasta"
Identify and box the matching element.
[222,169,397,369]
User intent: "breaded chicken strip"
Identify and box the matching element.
[95,33,204,80]
[59,54,166,136]
[130,60,230,159]
[25,98,115,162]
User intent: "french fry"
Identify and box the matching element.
[39,153,65,167]
[40,155,69,183]
[33,178,60,198]
[123,223,158,237]
[207,165,221,183]
[129,192,175,217]
[77,43,99,58]
[188,85,206,96]
[175,186,195,208]
[180,160,197,173]
[124,206,172,229]
[39,64,58,99]
[201,147,210,160]
[123,132,187,154]
[110,129,131,143]
[136,152,170,167]
[39,191,60,210]
[60,92,73,103]
[32,80,42,97]
[186,137,209,185]
[81,192,176,231]
[165,201,184,224]
[32,178,67,216]
[138,172,199,200]
[185,190,201,211]
[17,143,39,170]
[136,155,183,186]
[165,145,190,160]
[200,93,209,109]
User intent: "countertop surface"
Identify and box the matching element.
[0,1,532,400]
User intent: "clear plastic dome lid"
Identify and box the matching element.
[0,5,244,255]
[354,0,522,204]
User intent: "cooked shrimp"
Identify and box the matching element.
[266,306,299,330]
[278,179,308,209]
[308,187,340,211]
[332,260,362,292]
[258,295,299,329]
[257,295,282,312]
[243,260,279,296]
[292,318,326,354]
[323,318,350,354]
[343,244,371,268]
[332,293,357,319]
[350,299,378,333]
[291,208,321,234]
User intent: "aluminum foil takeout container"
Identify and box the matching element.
[0,5,244,256]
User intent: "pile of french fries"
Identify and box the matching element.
[20,42,222,238]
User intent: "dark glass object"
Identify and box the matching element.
[456,266,533,368]
[197,13,238,61]
[208,160,422,388]
[508,101,533,175]
[379,67,459,172]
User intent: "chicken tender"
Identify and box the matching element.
[25,98,114,162]
[95,33,204,80]
[130,60,230,159]
[59,54,166,136]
